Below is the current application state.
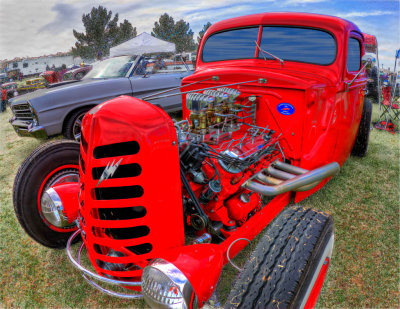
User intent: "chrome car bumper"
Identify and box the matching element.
[10,117,47,138]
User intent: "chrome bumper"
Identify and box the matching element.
[66,230,143,299]
[10,118,48,138]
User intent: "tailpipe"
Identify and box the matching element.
[244,161,340,196]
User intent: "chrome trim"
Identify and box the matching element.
[66,230,142,288]
[227,238,251,272]
[77,243,143,299]
[142,258,197,309]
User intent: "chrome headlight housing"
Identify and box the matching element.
[28,101,39,126]
[141,259,198,309]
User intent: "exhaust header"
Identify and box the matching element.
[244,161,340,196]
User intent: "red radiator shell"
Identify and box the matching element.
[79,96,185,281]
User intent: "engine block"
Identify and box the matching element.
[177,87,282,238]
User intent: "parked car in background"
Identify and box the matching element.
[1,82,18,99]
[9,54,193,141]
[18,77,46,94]
[40,71,59,84]
[62,65,92,81]
[0,72,8,84]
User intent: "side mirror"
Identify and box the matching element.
[362,54,375,66]
[345,58,372,91]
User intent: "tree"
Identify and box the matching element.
[152,13,196,53]
[197,22,212,45]
[152,13,175,42]
[72,6,136,59]
[114,19,137,46]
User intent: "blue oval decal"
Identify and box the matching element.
[277,103,295,115]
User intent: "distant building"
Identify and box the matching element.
[2,53,86,77]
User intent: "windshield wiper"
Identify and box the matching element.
[254,41,284,66]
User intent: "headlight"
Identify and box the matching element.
[141,259,198,309]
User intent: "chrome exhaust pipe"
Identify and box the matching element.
[266,165,294,180]
[271,160,308,175]
[245,162,340,196]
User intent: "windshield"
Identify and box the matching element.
[202,26,337,65]
[84,55,138,79]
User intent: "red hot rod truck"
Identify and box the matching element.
[13,12,371,309]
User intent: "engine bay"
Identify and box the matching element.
[175,87,283,243]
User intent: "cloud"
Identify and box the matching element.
[39,3,80,33]
[285,0,326,3]
[338,10,396,18]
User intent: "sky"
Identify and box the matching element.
[0,0,398,69]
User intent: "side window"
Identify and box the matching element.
[347,38,361,72]
[23,63,28,68]
[134,55,192,75]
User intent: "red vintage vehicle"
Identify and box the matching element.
[13,12,371,308]
[40,70,59,84]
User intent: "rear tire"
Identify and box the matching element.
[225,205,334,309]
[13,140,80,248]
[352,98,372,157]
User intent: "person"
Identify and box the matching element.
[58,64,67,81]
[1,86,7,112]
[152,55,166,73]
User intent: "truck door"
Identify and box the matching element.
[335,33,365,164]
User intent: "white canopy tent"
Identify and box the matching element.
[110,32,176,57]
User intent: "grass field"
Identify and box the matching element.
[0,104,399,308]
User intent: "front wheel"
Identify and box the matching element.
[13,140,80,248]
[64,107,91,141]
[226,205,334,309]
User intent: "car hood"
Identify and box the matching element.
[10,78,132,112]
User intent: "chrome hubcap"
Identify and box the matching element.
[40,169,79,228]
[72,113,86,141]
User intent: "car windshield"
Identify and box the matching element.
[202,26,337,65]
[84,56,138,79]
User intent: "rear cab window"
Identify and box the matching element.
[347,37,361,71]
[201,27,259,62]
[201,26,337,65]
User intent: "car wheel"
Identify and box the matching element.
[351,98,372,157]
[64,107,91,141]
[13,140,80,248]
[225,205,334,309]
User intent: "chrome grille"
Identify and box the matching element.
[11,103,34,121]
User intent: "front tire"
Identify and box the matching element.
[226,205,334,309]
[64,107,91,141]
[13,140,80,248]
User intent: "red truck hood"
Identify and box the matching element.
[183,64,336,90]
